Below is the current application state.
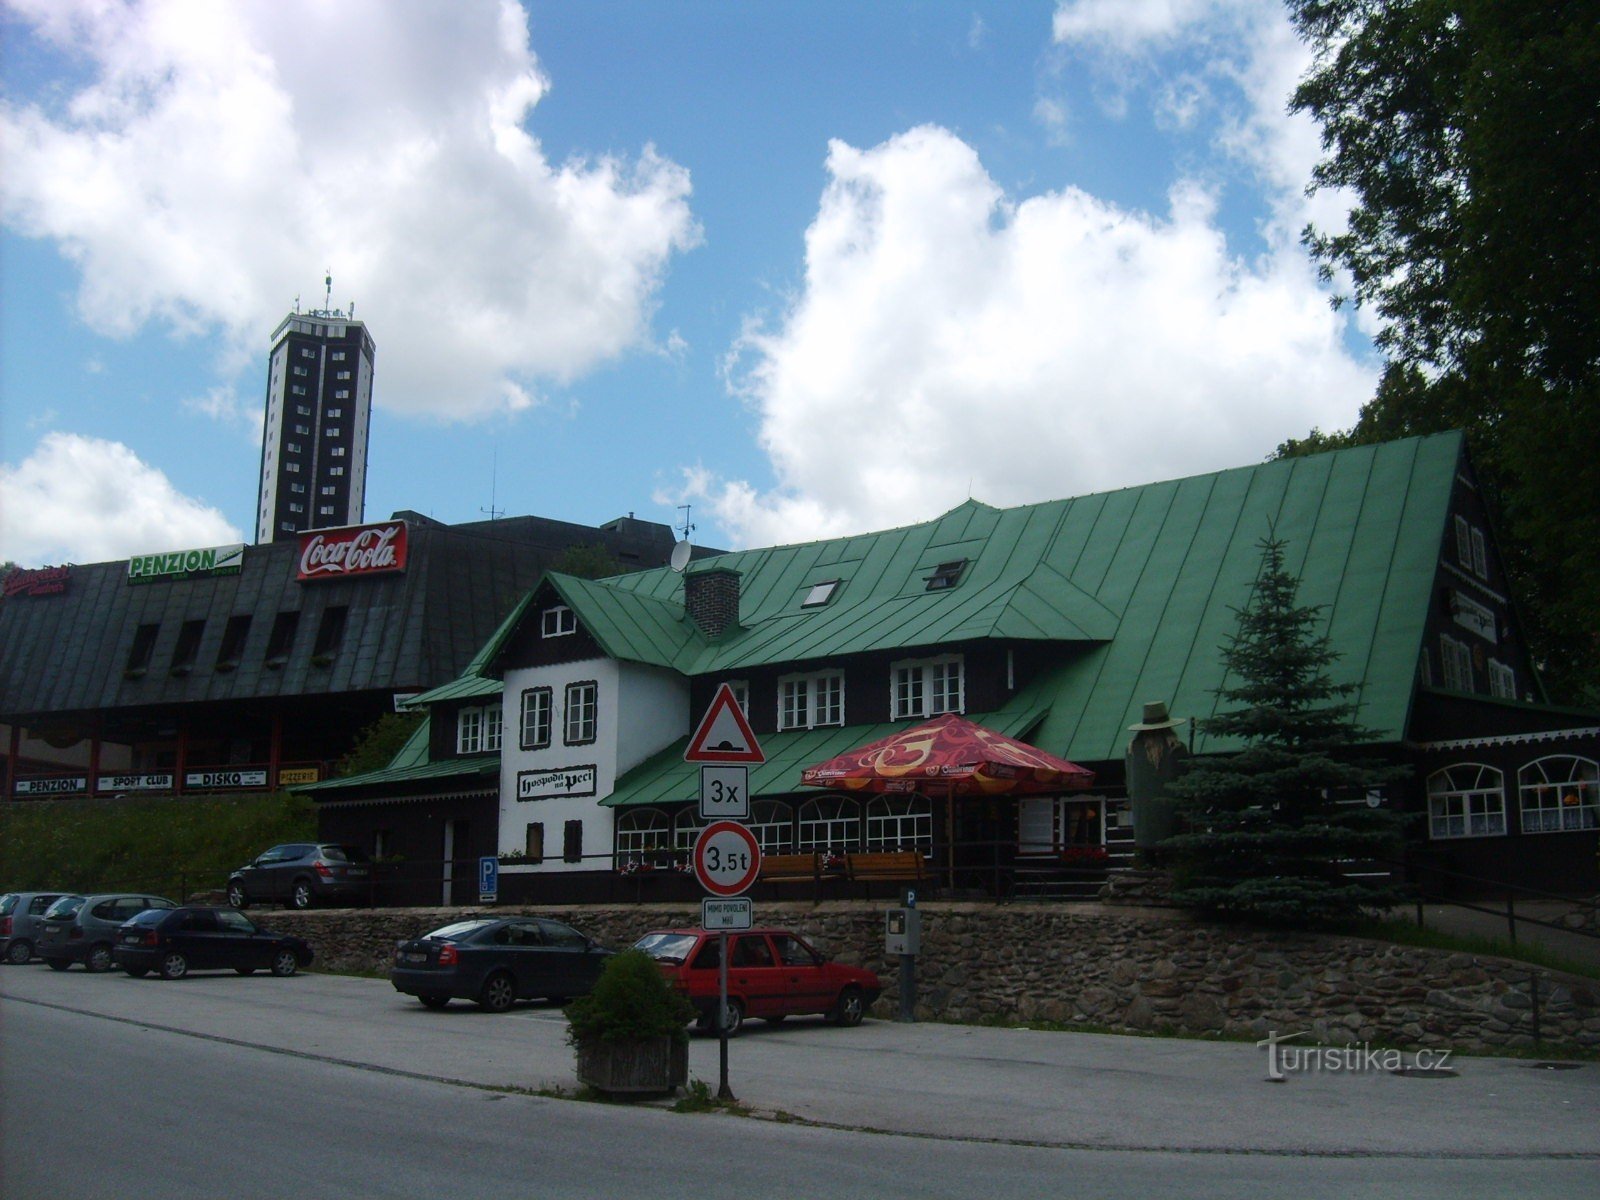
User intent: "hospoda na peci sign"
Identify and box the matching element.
[297,521,408,581]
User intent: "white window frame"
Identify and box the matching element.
[797,794,860,852]
[1470,528,1488,578]
[865,795,933,851]
[520,686,553,750]
[891,654,965,719]
[777,671,844,730]
[1518,756,1600,833]
[541,605,577,638]
[456,704,502,755]
[1454,515,1472,567]
[1488,659,1516,699]
[1440,635,1473,692]
[616,809,670,859]
[1426,764,1506,839]
[725,679,750,715]
[748,799,795,854]
[564,681,598,745]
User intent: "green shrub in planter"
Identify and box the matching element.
[566,949,695,1096]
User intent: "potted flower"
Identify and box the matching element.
[566,949,695,1097]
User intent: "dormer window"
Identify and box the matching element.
[892,655,965,719]
[457,705,503,754]
[802,580,840,608]
[925,559,967,591]
[542,605,576,637]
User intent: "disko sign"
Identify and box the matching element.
[128,543,245,584]
[297,521,408,581]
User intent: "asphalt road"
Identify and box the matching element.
[3,963,1597,1199]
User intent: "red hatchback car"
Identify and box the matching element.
[633,927,881,1035]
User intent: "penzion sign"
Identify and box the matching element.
[297,521,408,582]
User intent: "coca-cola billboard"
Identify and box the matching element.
[297,521,408,581]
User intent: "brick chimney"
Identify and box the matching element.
[684,566,741,637]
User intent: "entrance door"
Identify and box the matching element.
[441,820,470,906]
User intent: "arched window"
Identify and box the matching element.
[616,809,669,858]
[797,794,860,852]
[674,807,708,853]
[865,795,932,851]
[1518,756,1599,833]
[1426,764,1505,839]
[748,799,795,853]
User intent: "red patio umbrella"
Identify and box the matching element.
[798,713,1095,796]
[798,714,1096,888]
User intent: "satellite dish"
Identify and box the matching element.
[669,541,692,573]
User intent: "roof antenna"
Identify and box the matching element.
[670,504,696,572]
[481,444,504,521]
[324,269,333,313]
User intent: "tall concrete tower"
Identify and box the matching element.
[255,277,376,544]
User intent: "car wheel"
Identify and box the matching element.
[226,882,248,910]
[716,998,745,1037]
[5,939,33,965]
[46,958,72,971]
[831,986,865,1027]
[159,952,188,980]
[288,880,313,910]
[270,949,299,977]
[85,944,114,974]
[124,966,150,978]
[419,993,451,1010]
[477,972,516,1013]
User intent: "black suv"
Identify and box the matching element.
[227,843,372,910]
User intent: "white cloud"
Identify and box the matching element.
[0,432,242,565]
[0,0,699,421]
[182,384,257,436]
[696,125,1374,547]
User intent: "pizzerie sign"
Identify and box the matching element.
[297,521,408,582]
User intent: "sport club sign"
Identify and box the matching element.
[128,543,245,585]
[297,521,408,582]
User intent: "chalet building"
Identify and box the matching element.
[309,432,1598,902]
[0,512,693,801]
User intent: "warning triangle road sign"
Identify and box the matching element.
[684,682,766,764]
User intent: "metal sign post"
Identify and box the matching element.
[718,931,732,1100]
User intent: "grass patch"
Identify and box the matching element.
[0,792,315,900]
[1341,916,1600,980]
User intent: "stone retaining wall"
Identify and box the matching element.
[262,901,1600,1055]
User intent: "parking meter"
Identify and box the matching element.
[884,907,921,955]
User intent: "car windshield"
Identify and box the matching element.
[44,896,84,919]
[423,920,496,941]
[633,932,699,965]
[123,908,168,927]
[0,894,16,916]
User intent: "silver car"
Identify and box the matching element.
[36,893,176,972]
[0,891,77,964]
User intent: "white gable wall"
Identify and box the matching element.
[497,657,688,872]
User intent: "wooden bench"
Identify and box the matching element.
[844,851,928,884]
[759,852,822,884]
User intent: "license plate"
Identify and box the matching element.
[347,868,368,878]
[44,924,59,934]
[122,935,140,944]
[404,952,427,964]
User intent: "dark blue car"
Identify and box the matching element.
[113,905,313,980]
[391,916,612,1012]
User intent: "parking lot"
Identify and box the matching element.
[3,959,1596,1158]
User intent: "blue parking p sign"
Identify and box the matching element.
[479,855,499,903]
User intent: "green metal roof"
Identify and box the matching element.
[405,432,1464,767]
[404,591,535,707]
[602,697,1053,809]
[295,714,499,795]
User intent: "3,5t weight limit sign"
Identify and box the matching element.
[693,821,762,897]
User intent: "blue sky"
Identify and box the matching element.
[0,0,1379,568]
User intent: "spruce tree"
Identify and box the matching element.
[1165,532,1407,926]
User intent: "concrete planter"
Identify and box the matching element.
[574,1036,689,1097]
